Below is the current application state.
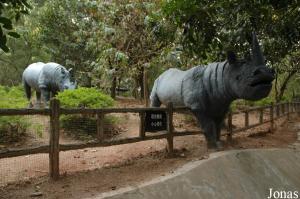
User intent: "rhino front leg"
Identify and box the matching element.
[41,89,50,107]
[36,91,42,108]
[192,110,222,149]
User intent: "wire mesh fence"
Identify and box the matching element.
[58,111,141,174]
[0,153,49,187]
[0,114,50,187]
[0,100,299,186]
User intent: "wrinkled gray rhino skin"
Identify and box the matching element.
[22,62,77,107]
[150,33,275,149]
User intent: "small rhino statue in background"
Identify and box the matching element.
[22,62,77,108]
[150,32,275,149]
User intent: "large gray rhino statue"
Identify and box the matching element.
[150,33,275,149]
[22,62,77,107]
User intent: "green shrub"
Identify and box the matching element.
[251,96,274,106]
[56,87,114,108]
[230,96,275,111]
[56,87,116,140]
[0,85,27,108]
[0,85,30,144]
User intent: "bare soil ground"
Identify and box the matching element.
[0,98,299,199]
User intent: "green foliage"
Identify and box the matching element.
[0,0,31,52]
[56,87,114,108]
[162,0,300,63]
[231,97,274,111]
[32,124,43,138]
[0,0,299,102]
[0,85,30,143]
[0,115,30,143]
[247,97,274,107]
[0,85,27,108]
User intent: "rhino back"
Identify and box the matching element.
[38,63,61,89]
[155,68,187,106]
[22,62,45,91]
[182,62,231,115]
[181,66,208,110]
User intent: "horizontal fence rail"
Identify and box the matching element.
[0,108,50,116]
[0,99,300,180]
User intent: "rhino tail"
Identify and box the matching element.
[150,79,161,107]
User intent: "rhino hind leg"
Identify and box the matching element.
[150,92,161,107]
[24,81,33,108]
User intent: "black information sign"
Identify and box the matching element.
[145,111,167,132]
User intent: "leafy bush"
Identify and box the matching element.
[231,96,275,111]
[250,97,274,107]
[56,87,114,108]
[56,87,117,140]
[0,85,28,108]
[0,85,30,144]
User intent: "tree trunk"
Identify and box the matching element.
[274,71,279,102]
[110,76,117,99]
[277,71,297,102]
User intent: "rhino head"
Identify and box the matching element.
[226,32,275,101]
[59,67,77,91]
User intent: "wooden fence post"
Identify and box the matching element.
[96,112,104,141]
[49,99,60,180]
[167,102,174,154]
[294,102,296,113]
[259,108,263,124]
[287,103,290,120]
[270,102,274,133]
[227,112,233,142]
[245,110,249,127]
[139,112,146,139]
[143,68,149,107]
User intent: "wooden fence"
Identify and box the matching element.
[0,99,300,180]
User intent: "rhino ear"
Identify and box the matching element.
[60,67,66,74]
[68,68,73,72]
[227,51,237,64]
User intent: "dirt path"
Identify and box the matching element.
[0,112,299,199]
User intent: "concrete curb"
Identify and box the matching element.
[90,148,300,199]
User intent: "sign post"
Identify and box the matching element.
[144,110,167,132]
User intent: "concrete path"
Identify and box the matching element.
[94,146,300,199]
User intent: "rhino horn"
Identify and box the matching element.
[252,32,265,65]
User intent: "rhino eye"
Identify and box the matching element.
[236,75,241,81]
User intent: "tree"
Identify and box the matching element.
[162,0,300,101]
[94,0,173,98]
[26,0,173,99]
[162,1,300,61]
[0,0,50,86]
[274,49,300,102]
[0,0,31,52]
